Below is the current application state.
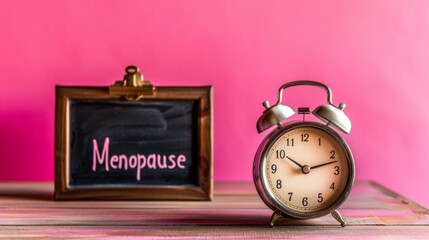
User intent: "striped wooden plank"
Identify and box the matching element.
[0,181,427,239]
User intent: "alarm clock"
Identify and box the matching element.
[253,80,355,227]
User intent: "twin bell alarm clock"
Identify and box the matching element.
[253,80,355,227]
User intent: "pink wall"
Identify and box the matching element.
[1,0,428,207]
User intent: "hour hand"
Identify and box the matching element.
[286,156,304,168]
[311,160,338,170]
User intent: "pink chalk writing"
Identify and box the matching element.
[92,137,187,181]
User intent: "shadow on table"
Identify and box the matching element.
[0,186,53,201]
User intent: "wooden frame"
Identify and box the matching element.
[55,86,213,200]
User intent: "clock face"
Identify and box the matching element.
[261,123,353,217]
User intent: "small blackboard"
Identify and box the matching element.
[69,99,199,186]
[55,69,212,200]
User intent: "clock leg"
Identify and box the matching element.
[269,209,283,227]
[331,210,346,227]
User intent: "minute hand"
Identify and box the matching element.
[311,160,338,170]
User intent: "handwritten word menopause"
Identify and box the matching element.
[92,137,187,181]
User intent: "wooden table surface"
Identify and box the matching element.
[0,181,427,239]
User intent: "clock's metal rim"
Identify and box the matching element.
[253,121,355,220]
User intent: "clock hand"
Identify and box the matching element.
[286,156,304,168]
[286,156,312,174]
[310,160,338,170]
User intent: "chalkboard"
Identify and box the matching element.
[55,86,212,200]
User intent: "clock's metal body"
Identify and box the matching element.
[253,80,355,227]
[253,121,355,226]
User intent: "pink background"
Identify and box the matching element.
[1,0,428,207]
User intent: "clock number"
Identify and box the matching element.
[286,138,294,146]
[301,133,309,142]
[318,138,321,146]
[318,193,324,203]
[276,150,285,159]
[288,192,293,201]
[271,164,277,173]
[334,166,340,175]
[330,182,335,190]
[330,150,336,159]
[302,197,308,206]
[276,179,282,189]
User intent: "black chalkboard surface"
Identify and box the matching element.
[69,99,199,187]
[55,85,212,200]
